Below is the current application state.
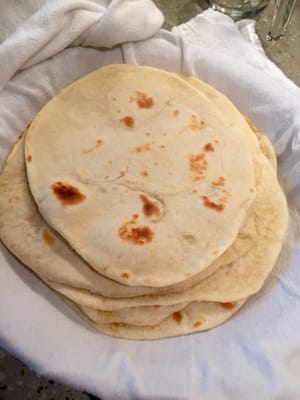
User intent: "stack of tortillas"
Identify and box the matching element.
[0,64,288,340]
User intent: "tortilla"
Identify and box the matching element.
[24,64,256,287]
[64,296,247,340]
[0,133,256,301]
[45,145,287,310]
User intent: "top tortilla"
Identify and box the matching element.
[24,64,256,287]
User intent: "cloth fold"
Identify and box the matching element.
[0,0,164,90]
[1,2,300,399]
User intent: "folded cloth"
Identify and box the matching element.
[0,0,164,89]
[0,2,300,399]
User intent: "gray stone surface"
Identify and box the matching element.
[1,1,299,399]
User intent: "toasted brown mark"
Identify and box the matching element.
[140,194,161,218]
[121,272,130,279]
[190,115,206,130]
[214,139,220,144]
[27,155,32,162]
[173,109,180,117]
[212,177,225,187]
[212,249,219,256]
[130,91,154,109]
[134,143,152,153]
[219,302,237,310]
[189,153,208,182]
[8,194,20,204]
[192,189,198,194]
[160,145,165,149]
[173,311,183,324]
[51,182,86,206]
[119,225,153,245]
[145,132,151,136]
[193,321,202,328]
[204,143,214,152]
[154,305,161,308]
[119,214,153,245]
[82,139,103,154]
[42,230,55,246]
[201,196,225,212]
[120,116,135,128]
[141,170,149,177]
[112,322,124,328]
[250,187,255,193]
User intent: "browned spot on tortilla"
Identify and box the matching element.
[204,143,214,152]
[192,189,198,193]
[219,302,237,310]
[212,249,219,256]
[160,145,165,149]
[112,322,124,328]
[250,187,255,192]
[108,160,112,164]
[214,139,220,144]
[145,132,151,136]
[119,169,126,177]
[212,177,225,187]
[103,267,108,272]
[193,321,202,328]
[190,115,206,130]
[51,182,86,206]
[120,116,135,128]
[154,162,158,166]
[8,194,20,204]
[121,272,130,279]
[119,214,154,246]
[130,91,154,109]
[42,229,55,246]
[27,155,32,162]
[173,109,180,117]
[154,305,161,308]
[201,196,225,212]
[82,139,103,154]
[140,194,161,218]
[112,96,117,101]
[134,143,152,153]
[173,311,183,324]
[141,170,149,177]
[189,153,208,182]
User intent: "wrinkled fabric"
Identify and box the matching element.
[0,2,300,399]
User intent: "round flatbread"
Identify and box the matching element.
[24,64,256,287]
[0,133,256,299]
[64,297,247,340]
[46,144,287,310]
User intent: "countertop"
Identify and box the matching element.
[0,1,299,399]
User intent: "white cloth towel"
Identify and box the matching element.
[0,1,300,399]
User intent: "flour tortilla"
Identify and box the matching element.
[0,74,281,312]
[46,145,287,310]
[0,133,256,302]
[78,301,189,326]
[64,297,247,340]
[25,64,256,287]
